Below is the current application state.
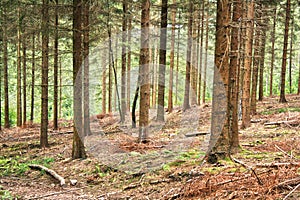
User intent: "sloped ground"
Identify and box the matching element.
[0,95,299,199]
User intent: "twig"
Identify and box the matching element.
[275,144,297,160]
[28,164,66,186]
[27,187,86,200]
[232,158,263,185]
[283,183,300,200]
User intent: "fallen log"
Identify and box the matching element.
[264,120,298,126]
[185,132,209,137]
[255,162,300,168]
[28,164,66,186]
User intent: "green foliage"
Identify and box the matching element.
[0,186,14,200]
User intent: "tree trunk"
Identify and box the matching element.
[127,2,132,111]
[83,0,90,136]
[241,1,254,129]
[298,52,300,95]
[3,8,9,128]
[288,17,294,94]
[250,3,261,115]
[190,8,198,105]
[168,0,176,113]
[30,33,35,122]
[40,0,49,148]
[229,0,242,150]
[121,0,127,123]
[269,7,276,97]
[102,50,107,114]
[22,35,27,127]
[17,6,22,127]
[175,12,181,105]
[183,1,193,111]
[258,17,267,101]
[139,0,151,142]
[202,1,208,104]
[207,0,231,161]
[198,0,204,105]
[53,0,59,130]
[72,0,86,159]
[279,0,290,103]
[157,0,168,121]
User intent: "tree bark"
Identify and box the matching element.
[127,2,132,111]
[183,1,193,111]
[157,0,168,121]
[250,3,261,115]
[198,0,204,105]
[3,8,9,128]
[139,0,151,142]
[241,0,254,129]
[190,8,198,105]
[202,1,208,104]
[207,0,231,161]
[102,49,107,114]
[288,17,294,94]
[30,33,35,122]
[72,0,86,159]
[279,0,290,103]
[83,0,90,135]
[53,0,59,130]
[22,35,27,127]
[258,17,267,101]
[121,0,127,123]
[229,0,242,150]
[269,7,276,97]
[168,0,176,113]
[17,5,22,127]
[40,0,49,148]
[175,12,181,105]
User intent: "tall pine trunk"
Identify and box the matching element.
[183,1,193,111]
[198,1,204,105]
[30,33,35,122]
[269,7,276,97]
[250,3,261,115]
[202,1,208,104]
[3,8,10,128]
[22,36,27,127]
[72,0,86,159]
[17,5,22,127]
[229,0,242,150]
[168,0,176,113]
[53,0,59,130]
[241,1,254,129]
[258,17,267,101]
[157,0,168,121]
[279,0,290,103]
[288,18,294,94]
[40,0,49,148]
[121,0,127,123]
[139,0,151,142]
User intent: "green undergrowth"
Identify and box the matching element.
[0,185,16,200]
[0,156,55,177]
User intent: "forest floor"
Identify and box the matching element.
[1,95,300,200]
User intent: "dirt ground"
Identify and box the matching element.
[0,95,300,199]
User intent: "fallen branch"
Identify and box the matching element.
[283,183,300,200]
[271,177,300,192]
[28,164,66,186]
[232,158,263,185]
[264,120,297,126]
[255,162,300,168]
[275,144,298,160]
[185,132,209,137]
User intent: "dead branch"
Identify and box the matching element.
[255,162,300,168]
[232,158,263,185]
[283,183,300,200]
[271,177,300,192]
[185,132,209,137]
[275,144,298,160]
[28,164,66,186]
[264,120,297,126]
